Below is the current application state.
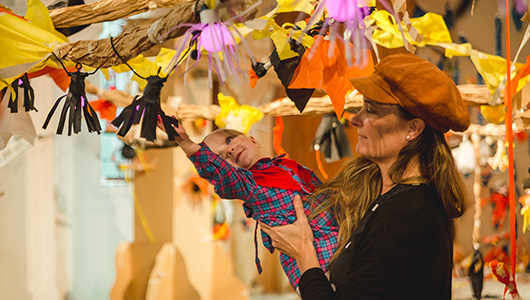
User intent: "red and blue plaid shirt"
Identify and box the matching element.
[189,142,339,290]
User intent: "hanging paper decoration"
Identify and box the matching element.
[288,37,374,119]
[214,93,263,134]
[490,260,522,300]
[272,116,288,157]
[489,180,509,230]
[488,138,509,172]
[269,38,316,113]
[8,73,37,113]
[312,114,352,163]
[249,60,271,89]
[468,249,484,300]
[89,99,117,121]
[42,62,101,135]
[108,37,179,142]
[0,87,37,149]
[302,0,375,67]
[248,16,320,111]
[481,105,505,124]
[0,2,70,92]
[452,134,476,177]
[162,2,258,88]
[367,10,452,50]
[182,172,212,207]
[111,73,179,142]
[519,178,530,232]
[512,0,528,31]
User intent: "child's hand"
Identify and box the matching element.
[157,116,200,156]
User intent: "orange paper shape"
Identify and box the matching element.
[90,99,117,121]
[27,65,76,91]
[288,37,374,119]
[272,116,289,157]
[511,54,530,97]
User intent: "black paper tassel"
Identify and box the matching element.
[42,66,101,135]
[312,114,352,163]
[9,73,37,113]
[111,75,179,142]
[468,249,484,300]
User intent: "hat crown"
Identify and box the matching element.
[365,53,470,132]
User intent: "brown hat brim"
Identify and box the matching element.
[351,71,400,106]
[349,54,470,133]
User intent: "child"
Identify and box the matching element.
[171,123,338,291]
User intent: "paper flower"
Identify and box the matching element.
[162,4,257,88]
[303,0,374,67]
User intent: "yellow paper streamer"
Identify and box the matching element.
[367,10,452,49]
[252,18,314,60]
[0,0,69,90]
[366,9,525,100]
[275,0,314,14]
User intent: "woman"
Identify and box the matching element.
[260,53,470,299]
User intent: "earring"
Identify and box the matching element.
[406,135,410,141]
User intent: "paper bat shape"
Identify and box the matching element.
[312,114,352,163]
[42,64,101,135]
[111,75,179,142]
[8,73,37,113]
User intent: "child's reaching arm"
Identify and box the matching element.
[158,117,200,156]
[158,117,255,201]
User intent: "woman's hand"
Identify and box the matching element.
[260,195,320,273]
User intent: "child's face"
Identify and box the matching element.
[204,131,265,169]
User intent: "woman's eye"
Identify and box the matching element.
[225,136,233,144]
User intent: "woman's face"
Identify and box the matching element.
[350,98,411,166]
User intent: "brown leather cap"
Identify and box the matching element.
[350,53,470,133]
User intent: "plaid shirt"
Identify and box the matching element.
[189,142,339,290]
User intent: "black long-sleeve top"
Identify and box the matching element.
[299,184,454,300]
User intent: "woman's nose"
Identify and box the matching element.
[350,113,361,127]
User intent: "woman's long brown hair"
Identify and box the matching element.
[308,105,468,260]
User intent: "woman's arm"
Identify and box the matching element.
[259,195,320,273]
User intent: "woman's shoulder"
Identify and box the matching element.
[380,183,442,215]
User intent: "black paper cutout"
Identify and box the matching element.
[42,63,101,135]
[312,114,352,163]
[468,249,484,300]
[109,37,179,142]
[9,73,37,113]
[111,74,179,142]
[269,38,315,113]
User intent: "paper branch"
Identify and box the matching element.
[49,0,189,28]
[54,1,198,69]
